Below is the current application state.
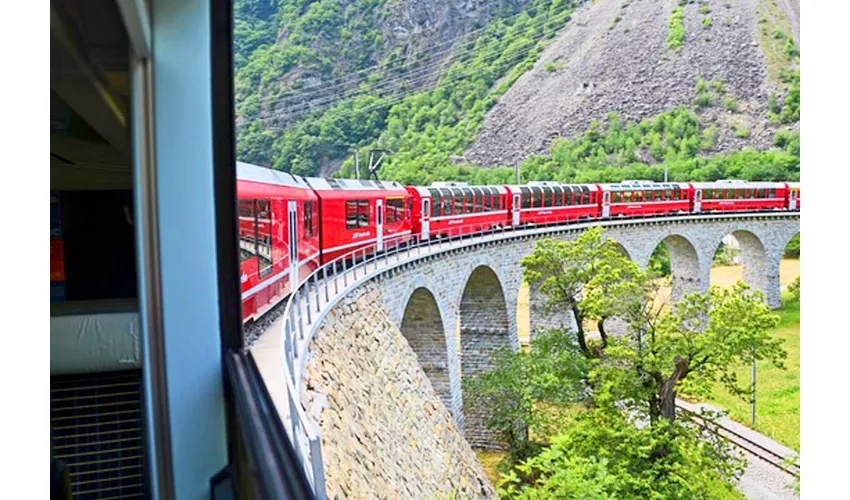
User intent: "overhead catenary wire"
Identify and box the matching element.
[244,18,571,128]
[240,1,574,109]
[258,39,554,132]
[239,4,576,123]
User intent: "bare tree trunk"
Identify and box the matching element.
[571,304,591,358]
[659,356,690,422]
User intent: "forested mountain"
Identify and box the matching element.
[234,0,800,184]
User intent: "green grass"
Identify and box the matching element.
[697,299,800,451]
[476,450,505,485]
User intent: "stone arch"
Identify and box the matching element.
[458,265,511,449]
[712,230,778,307]
[400,287,454,416]
[652,234,702,304]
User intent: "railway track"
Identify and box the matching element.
[676,403,800,478]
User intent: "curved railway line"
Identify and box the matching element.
[676,403,800,478]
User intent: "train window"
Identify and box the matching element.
[429,189,441,217]
[673,186,681,199]
[769,188,776,198]
[239,200,256,262]
[304,201,315,237]
[346,201,359,229]
[451,189,462,214]
[542,187,553,207]
[386,198,404,223]
[482,190,491,212]
[519,187,529,208]
[527,187,539,208]
[703,190,712,200]
[437,188,451,216]
[357,200,370,227]
[471,188,482,213]
[580,187,589,205]
[491,188,501,210]
[257,200,271,220]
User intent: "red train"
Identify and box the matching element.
[237,162,800,324]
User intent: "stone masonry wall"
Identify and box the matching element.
[302,283,496,499]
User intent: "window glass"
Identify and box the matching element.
[257,200,271,220]
[472,188,483,212]
[673,186,681,199]
[769,188,776,198]
[528,187,540,207]
[239,200,256,262]
[490,188,501,210]
[386,198,404,223]
[346,201,359,229]
[428,189,441,217]
[439,188,452,215]
[704,189,712,200]
[482,190,491,211]
[521,187,531,208]
[452,189,463,214]
[357,200,370,227]
[581,187,590,204]
[542,187,553,207]
[304,201,315,237]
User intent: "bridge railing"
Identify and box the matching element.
[269,210,799,499]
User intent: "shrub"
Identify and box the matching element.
[733,126,750,139]
[667,7,686,49]
[723,97,739,112]
[784,233,800,258]
[545,61,558,72]
[785,276,800,303]
[694,78,713,108]
[702,17,713,29]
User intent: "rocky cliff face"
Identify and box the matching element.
[465,0,800,166]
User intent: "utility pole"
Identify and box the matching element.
[353,149,360,181]
[751,343,757,425]
[515,163,520,184]
[664,165,669,183]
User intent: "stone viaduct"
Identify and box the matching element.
[255,213,799,498]
[373,214,799,447]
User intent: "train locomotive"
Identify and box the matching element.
[237,161,800,324]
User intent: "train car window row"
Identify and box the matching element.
[345,200,370,229]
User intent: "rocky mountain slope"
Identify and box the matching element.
[465,0,800,166]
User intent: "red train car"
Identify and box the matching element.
[304,177,413,262]
[507,182,601,226]
[692,181,788,213]
[237,162,320,323]
[406,182,510,239]
[600,181,692,218]
[787,182,800,210]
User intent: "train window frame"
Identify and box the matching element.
[482,189,491,212]
[471,187,482,213]
[541,187,552,207]
[429,189,442,217]
[520,187,531,209]
[256,199,271,220]
[239,199,256,263]
[528,186,540,208]
[490,188,501,210]
[345,200,360,229]
[451,188,462,214]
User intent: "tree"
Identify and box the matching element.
[617,281,785,421]
[520,227,646,358]
[463,327,590,465]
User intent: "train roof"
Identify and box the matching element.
[600,181,690,191]
[507,183,597,190]
[236,161,311,189]
[691,181,787,189]
[304,177,405,192]
[409,185,508,196]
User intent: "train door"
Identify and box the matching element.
[602,191,611,218]
[693,189,702,212]
[287,201,298,289]
[512,194,521,226]
[789,189,798,210]
[376,199,384,251]
[421,198,431,239]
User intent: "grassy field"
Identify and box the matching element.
[692,298,800,451]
